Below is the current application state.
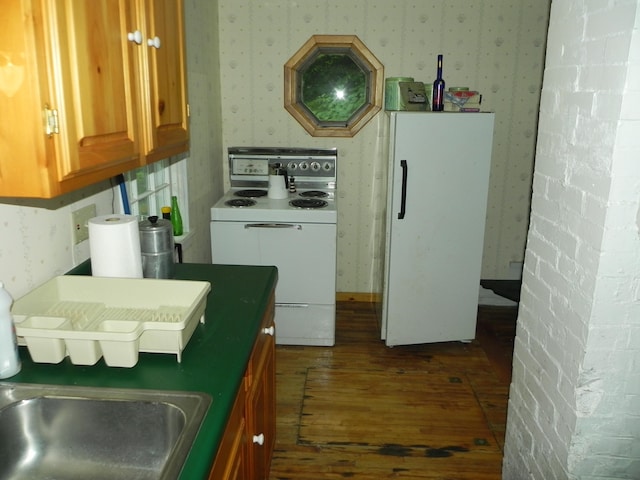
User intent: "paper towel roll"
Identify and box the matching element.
[89,214,143,278]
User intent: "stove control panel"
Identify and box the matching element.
[232,158,269,175]
[228,147,337,189]
[285,160,334,175]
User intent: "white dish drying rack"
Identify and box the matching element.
[12,276,211,368]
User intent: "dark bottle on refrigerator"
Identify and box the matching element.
[432,54,445,111]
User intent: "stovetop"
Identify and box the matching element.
[211,147,338,224]
[211,188,337,223]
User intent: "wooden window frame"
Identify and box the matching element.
[284,35,384,137]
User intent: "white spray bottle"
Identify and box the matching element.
[0,281,21,379]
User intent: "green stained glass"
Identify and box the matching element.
[301,54,366,122]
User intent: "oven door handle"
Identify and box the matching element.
[244,223,302,230]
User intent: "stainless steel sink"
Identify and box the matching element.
[0,383,211,480]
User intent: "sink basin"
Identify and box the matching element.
[0,383,211,479]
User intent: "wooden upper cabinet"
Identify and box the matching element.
[0,0,189,199]
[137,0,189,163]
[53,0,142,185]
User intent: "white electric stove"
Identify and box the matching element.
[210,147,337,346]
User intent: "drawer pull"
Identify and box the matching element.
[147,36,161,49]
[262,326,275,336]
[127,30,142,45]
[244,223,302,230]
[252,433,265,445]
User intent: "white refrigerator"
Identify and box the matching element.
[381,112,495,346]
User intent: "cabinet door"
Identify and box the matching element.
[0,0,142,198]
[1,0,53,197]
[209,388,247,480]
[248,344,276,479]
[49,0,142,186]
[138,0,189,163]
[246,305,276,479]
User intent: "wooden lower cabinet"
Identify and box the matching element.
[209,295,276,480]
[246,334,276,478]
[208,388,247,480]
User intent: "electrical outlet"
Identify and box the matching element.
[72,204,97,244]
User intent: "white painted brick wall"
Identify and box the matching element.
[503,1,640,479]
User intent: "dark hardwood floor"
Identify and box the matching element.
[269,300,518,479]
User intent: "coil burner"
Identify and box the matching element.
[289,198,328,209]
[299,190,329,198]
[225,198,256,207]
[234,189,268,198]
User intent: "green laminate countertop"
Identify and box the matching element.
[5,262,278,479]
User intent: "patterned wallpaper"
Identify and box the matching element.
[0,184,114,299]
[217,0,551,292]
[182,0,224,264]
[0,0,550,300]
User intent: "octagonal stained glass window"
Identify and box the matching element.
[284,35,384,137]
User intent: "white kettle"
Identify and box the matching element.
[268,163,289,199]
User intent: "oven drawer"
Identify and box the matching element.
[210,221,337,304]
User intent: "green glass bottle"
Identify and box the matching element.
[170,196,183,236]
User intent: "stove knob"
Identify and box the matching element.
[299,161,309,171]
[310,161,321,171]
[323,161,333,171]
[287,161,297,170]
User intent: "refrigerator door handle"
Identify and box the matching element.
[398,159,408,219]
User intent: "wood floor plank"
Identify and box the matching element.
[269,303,515,480]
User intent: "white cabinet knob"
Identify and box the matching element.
[252,433,265,445]
[262,326,274,336]
[127,30,142,45]
[147,36,161,49]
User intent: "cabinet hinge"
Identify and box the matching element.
[44,105,59,137]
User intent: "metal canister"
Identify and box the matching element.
[139,216,175,279]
